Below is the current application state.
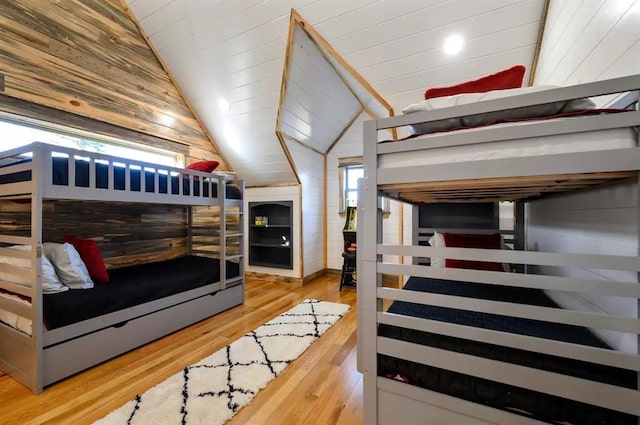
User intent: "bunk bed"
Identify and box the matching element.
[358,75,640,424]
[0,142,245,394]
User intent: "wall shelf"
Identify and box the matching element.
[249,201,293,269]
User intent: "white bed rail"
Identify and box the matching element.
[0,150,41,390]
[0,142,233,206]
[364,231,640,420]
[0,142,245,393]
[376,74,640,131]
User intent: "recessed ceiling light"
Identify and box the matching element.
[218,99,230,112]
[443,33,464,56]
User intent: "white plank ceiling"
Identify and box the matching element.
[279,24,371,155]
[125,0,546,185]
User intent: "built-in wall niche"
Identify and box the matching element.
[249,201,293,269]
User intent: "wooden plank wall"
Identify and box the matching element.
[0,199,188,269]
[191,205,242,261]
[0,0,228,168]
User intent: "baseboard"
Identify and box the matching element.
[325,268,399,287]
[246,268,397,286]
[245,271,303,285]
[302,269,328,284]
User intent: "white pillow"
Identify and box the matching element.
[401,97,464,135]
[427,233,445,267]
[41,253,69,294]
[0,245,67,294]
[427,231,510,272]
[402,85,595,135]
[211,171,236,183]
[43,243,93,289]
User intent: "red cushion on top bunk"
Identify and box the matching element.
[186,160,219,173]
[442,233,504,272]
[63,235,109,282]
[424,65,526,100]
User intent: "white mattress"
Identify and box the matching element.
[0,291,32,336]
[379,119,638,169]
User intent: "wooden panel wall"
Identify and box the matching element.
[0,0,228,169]
[533,0,640,103]
[527,182,638,353]
[529,0,640,353]
[191,205,241,261]
[0,200,188,269]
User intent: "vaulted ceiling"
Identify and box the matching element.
[277,11,393,159]
[278,23,362,156]
[125,0,547,186]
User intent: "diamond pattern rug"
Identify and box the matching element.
[94,299,350,425]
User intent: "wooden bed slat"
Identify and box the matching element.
[381,171,636,203]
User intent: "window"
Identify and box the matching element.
[344,164,363,209]
[0,118,181,167]
[338,156,390,215]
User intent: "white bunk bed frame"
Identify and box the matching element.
[358,75,640,424]
[0,142,245,394]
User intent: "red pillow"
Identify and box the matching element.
[442,233,504,272]
[186,160,219,173]
[63,235,109,282]
[424,65,526,100]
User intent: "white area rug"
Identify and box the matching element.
[95,299,350,425]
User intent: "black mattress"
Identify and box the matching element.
[43,256,240,329]
[0,157,242,199]
[378,276,637,425]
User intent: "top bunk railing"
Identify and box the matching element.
[0,143,242,206]
[375,74,640,130]
[364,75,640,203]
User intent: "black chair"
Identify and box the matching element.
[340,244,356,291]
[340,206,357,291]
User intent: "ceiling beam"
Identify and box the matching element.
[528,0,551,86]
[326,107,364,155]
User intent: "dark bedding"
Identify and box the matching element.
[0,157,242,199]
[43,255,240,329]
[378,276,637,424]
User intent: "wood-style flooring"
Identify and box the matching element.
[0,275,361,425]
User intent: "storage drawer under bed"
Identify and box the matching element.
[42,284,243,386]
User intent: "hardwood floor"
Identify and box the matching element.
[0,275,361,425]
